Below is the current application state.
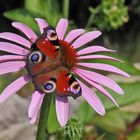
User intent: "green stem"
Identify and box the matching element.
[85,14,95,29]
[36,94,52,140]
[63,0,70,18]
[85,6,101,29]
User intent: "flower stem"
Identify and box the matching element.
[63,0,70,18]
[36,94,52,140]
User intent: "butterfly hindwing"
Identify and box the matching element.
[57,70,81,98]
[33,71,57,94]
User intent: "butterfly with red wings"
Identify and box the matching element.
[26,26,81,99]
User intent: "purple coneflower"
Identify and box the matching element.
[0,18,129,127]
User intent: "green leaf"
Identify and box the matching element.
[0,76,7,92]
[96,134,105,140]
[77,81,140,123]
[3,8,38,32]
[41,0,62,26]
[100,82,140,110]
[121,112,138,124]
[93,111,126,133]
[24,0,46,17]
[128,125,140,140]
[76,101,95,123]
[25,0,62,26]
[47,97,60,133]
[102,133,117,140]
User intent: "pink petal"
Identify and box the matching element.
[88,82,119,107]
[74,68,124,94]
[30,111,38,124]
[0,55,25,63]
[77,63,130,77]
[55,95,69,127]
[0,42,29,55]
[77,46,116,56]
[75,70,119,107]
[78,55,122,62]
[64,29,85,43]
[12,22,37,43]
[56,18,68,40]
[35,18,48,34]
[28,91,44,119]
[0,32,31,48]
[0,61,26,75]
[72,31,102,49]
[77,79,105,115]
[0,75,31,103]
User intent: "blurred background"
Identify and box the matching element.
[0,0,140,140]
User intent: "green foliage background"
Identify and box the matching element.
[0,0,140,140]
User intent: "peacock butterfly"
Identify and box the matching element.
[26,26,81,99]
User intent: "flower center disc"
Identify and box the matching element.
[59,40,78,70]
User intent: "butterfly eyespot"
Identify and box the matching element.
[43,79,56,93]
[70,81,81,95]
[28,51,44,64]
[46,29,57,41]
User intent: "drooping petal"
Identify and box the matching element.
[56,18,68,40]
[75,70,119,107]
[0,75,31,103]
[77,79,105,115]
[0,32,31,48]
[35,18,49,34]
[0,42,29,55]
[88,81,119,107]
[0,55,25,63]
[64,29,85,43]
[77,46,116,56]
[77,63,130,77]
[55,95,69,127]
[12,22,37,43]
[72,31,101,49]
[74,68,124,94]
[28,91,44,119]
[0,61,26,75]
[78,55,122,62]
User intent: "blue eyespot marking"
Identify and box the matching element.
[43,80,56,93]
[44,83,53,90]
[70,82,81,96]
[74,90,79,95]
[31,53,39,62]
[71,89,79,95]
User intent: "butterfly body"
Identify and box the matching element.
[26,26,81,98]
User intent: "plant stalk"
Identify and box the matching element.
[36,94,52,140]
[63,0,70,18]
